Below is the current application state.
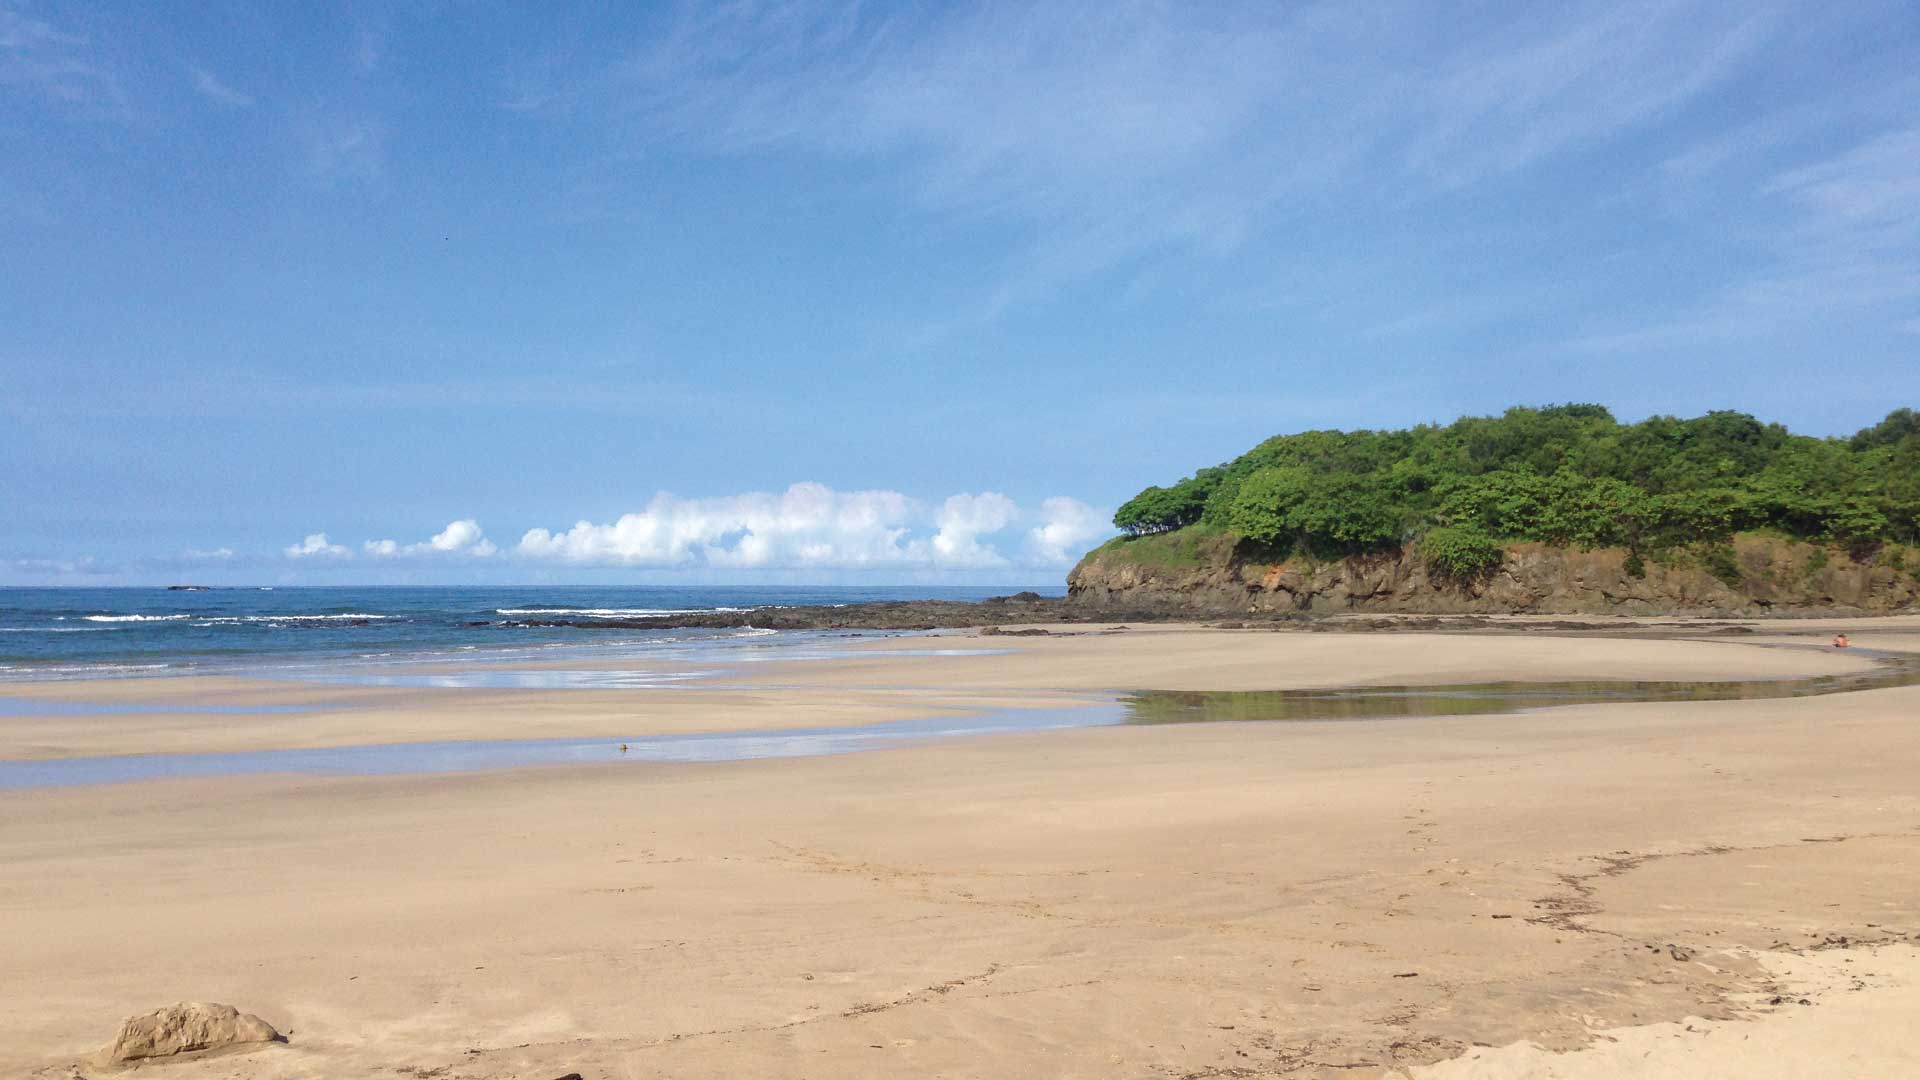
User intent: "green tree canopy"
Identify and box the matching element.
[1112,405,1920,555]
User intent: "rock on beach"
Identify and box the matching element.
[107,1001,281,1062]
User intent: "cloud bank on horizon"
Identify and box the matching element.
[277,486,1105,574]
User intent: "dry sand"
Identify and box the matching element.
[2,624,1917,1078]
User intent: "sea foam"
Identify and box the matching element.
[495,607,747,617]
[84,613,392,624]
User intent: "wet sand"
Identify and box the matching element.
[3,622,1918,1078]
[0,624,1882,760]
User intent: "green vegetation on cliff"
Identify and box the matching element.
[1110,406,1920,572]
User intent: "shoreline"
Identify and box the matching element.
[5,600,1913,688]
[0,622,1894,764]
[15,645,1920,787]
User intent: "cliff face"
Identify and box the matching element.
[1067,534,1920,616]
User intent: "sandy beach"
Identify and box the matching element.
[4,621,1919,1078]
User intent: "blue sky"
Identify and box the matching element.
[3,1,1917,585]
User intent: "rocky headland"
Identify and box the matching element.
[1067,532,1920,617]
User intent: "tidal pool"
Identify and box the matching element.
[0,703,1122,789]
[1119,650,1920,724]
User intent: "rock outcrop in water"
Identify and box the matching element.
[1067,534,1920,616]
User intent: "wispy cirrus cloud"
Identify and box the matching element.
[518,3,1795,294]
[500,0,1920,363]
[187,65,252,107]
[298,110,385,184]
[0,1,123,113]
[1567,124,1920,352]
[1767,127,1920,249]
[1395,2,1781,187]
[0,366,723,421]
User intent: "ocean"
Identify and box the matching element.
[0,585,1055,681]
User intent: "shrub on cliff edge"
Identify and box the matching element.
[1422,526,1503,583]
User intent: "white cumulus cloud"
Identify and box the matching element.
[426,519,496,555]
[285,533,349,559]
[1026,496,1109,565]
[364,519,497,558]
[282,493,1106,572]
[517,483,1107,570]
[931,492,1017,568]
